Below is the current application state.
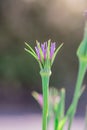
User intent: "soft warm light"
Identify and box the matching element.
[64,0,86,13]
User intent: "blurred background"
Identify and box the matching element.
[0,0,87,129]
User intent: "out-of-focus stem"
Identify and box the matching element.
[67,61,87,130]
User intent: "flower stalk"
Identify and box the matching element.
[25,39,63,130]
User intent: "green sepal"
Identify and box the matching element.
[25,42,43,69]
[24,48,38,60]
[47,39,51,59]
[25,42,37,55]
[43,39,51,70]
[51,43,64,66]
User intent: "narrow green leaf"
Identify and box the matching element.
[51,43,63,66]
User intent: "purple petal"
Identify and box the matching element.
[50,42,56,59]
[41,42,47,60]
[35,46,40,60]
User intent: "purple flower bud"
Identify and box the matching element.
[50,42,56,59]
[32,91,43,107]
[35,41,56,62]
[35,46,40,60]
[25,40,63,69]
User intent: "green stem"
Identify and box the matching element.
[40,70,51,130]
[67,61,87,130]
